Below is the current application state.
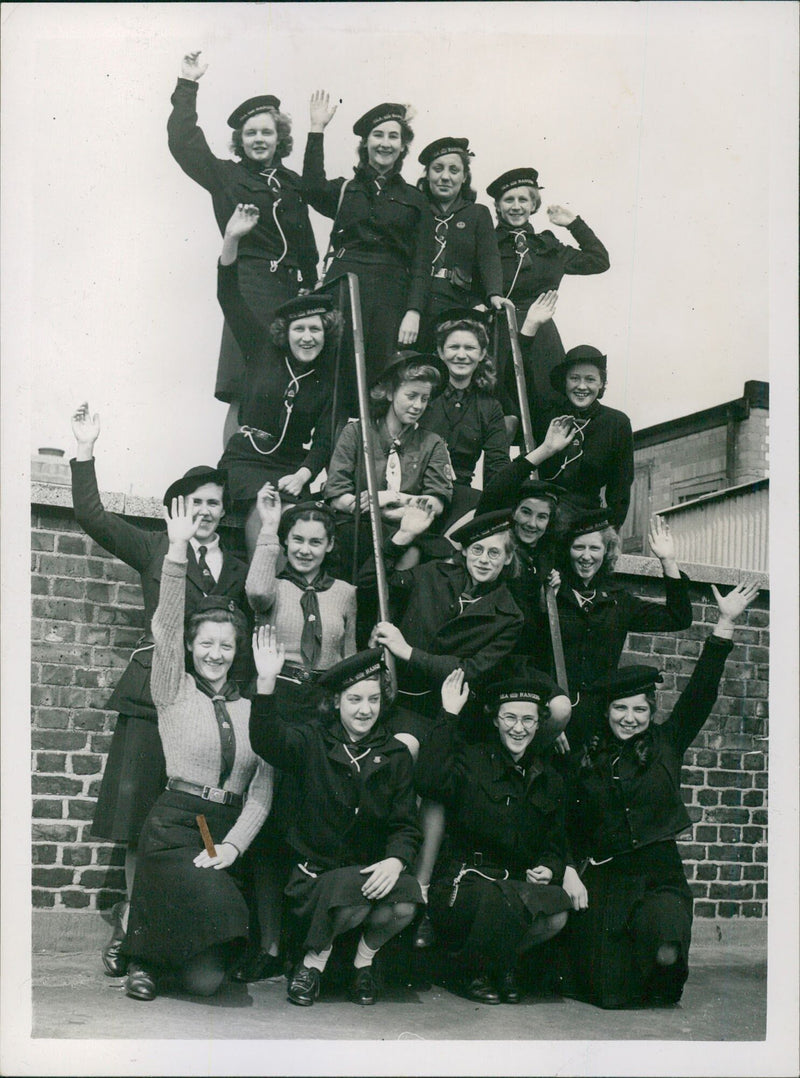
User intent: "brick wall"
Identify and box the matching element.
[30,488,769,920]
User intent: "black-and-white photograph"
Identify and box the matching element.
[1,3,797,1076]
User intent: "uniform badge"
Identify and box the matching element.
[456,221,466,228]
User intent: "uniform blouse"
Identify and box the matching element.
[419,384,509,488]
[168,78,318,285]
[150,558,272,853]
[496,216,609,305]
[427,196,503,304]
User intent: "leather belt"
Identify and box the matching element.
[166,778,243,809]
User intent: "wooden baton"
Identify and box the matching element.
[196,814,217,857]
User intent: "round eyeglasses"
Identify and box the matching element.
[497,713,539,730]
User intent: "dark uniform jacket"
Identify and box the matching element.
[532,400,635,529]
[416,711,567,883]
[249,694,421,871]
[360,543,524,693]
[302,132,434,313]
[217,259,332,477]
[419,384,509,488]
[427,197,503,306]
[70,458,248,718]
[168,78,318,286]
[568,634,733,862]
[496,216,609,304]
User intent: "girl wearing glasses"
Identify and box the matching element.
[414,667,573,1004]
[563,581,760,1008]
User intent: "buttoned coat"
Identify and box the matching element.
[248,695,421,871]
[419,384,509,489]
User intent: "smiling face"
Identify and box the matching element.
[607,693,652,741]
[513,497,553,547]
[494,701,540,759]
[366,121,403,173]
[427,152,466,204]
[186,482,225,542]
[464,530,513,585]
[188,620,237,691]
[335,677,383,741]
[389,378,433,427]
[287,315,325,365]
[285,518,333,579]
[565,362,604,410]
[438,329,485,387]
[569,530,607,584]
[241,111,278,164]
[497,185,538,227]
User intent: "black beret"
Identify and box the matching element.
[353,103,408,137]
[163,466,227,507]
[227,95,281,129]
[435,306,493,331]
[483,671,555,709]
[273,293,334,323]
[516,480,566,506]
[549,345,608,392]
[194,595,244,618]
[277,500,336,543]
[565,509,613,541]
[317,648,384,692]
[450,510,512,548]
[418,136,472,166]
[486,167,543,200]
[590,664,663,702]
[370,350,445,389]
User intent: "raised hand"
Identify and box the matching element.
[441,667,470,716]
[71,402,101,454]
[541,415,576,455]
[711,580,760,629]
[395,499,436,539]
[163,495,202,547]
[181,50,208,81]
[309,90,338,132]
[224,203,260,240]
[252,624,286,684]
[546,204,577,227]
[254,482,282,531]
[647,515,677,562]
[520,290,559,335]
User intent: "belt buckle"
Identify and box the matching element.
[204,786,226,804]
[473,851,483,868]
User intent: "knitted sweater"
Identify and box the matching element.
[151,557,273,852]
[245,527,357,668]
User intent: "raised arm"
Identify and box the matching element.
[217,206,269,359]
[70,403,158,571]
[624,517,693,633]
[249,625,312,770]
[414,669,470,805]
[302,91,345,218]
[546,206,610,276]
[245,484,282,614]
[167,52,219,190]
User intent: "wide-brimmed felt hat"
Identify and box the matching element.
[273,293,334,323]
[317,648,384,692]
[163,466,227,507]
[418,136,472,166]
[277,499,337,543]
[450,510,512,548]
[353,103,409,138]
[486,167,543,200]
[370,350,445,389]
[549,345,608,392]
[590,664,663,702]
[227,95,281,129]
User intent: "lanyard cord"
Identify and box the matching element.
[241,358,314,457]
[432,212,454,268]
[503,230,529,300]
[260,169,288,271]
[548,414,592,479]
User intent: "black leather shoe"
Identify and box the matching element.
[499,968,521,1004]
[232,951,284,983]
[102,901,129,977]
[351,966,379,1006]
[413,912,436,949]
[125,962,157,1001]
[464,975,501,1005]
[287,963,320,1007]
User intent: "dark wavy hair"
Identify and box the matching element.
[356,117,414,170]
[417,150,477,203]
[269,308,344,350]
[554,363,608,401]
[435,320,497,392]
[230,107,293,160]
[185,608,248,654]
[369,358,442,418]
[579,689,658,771]
[278,505,337,548]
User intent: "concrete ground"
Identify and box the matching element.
[32,942,766,1042]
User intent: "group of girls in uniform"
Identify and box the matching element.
[68,52,763,1014]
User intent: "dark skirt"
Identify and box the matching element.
[215,257,300,403]
[218,431,312,508]
[562,840,693,1008]
[90,713,167,844]
[429,863,572,977]
[122,790,250,969]
[285,863,422,953]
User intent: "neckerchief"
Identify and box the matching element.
[192,675,240,786]
[277,566,336,669]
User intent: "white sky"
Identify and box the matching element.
[2,1,792,496]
